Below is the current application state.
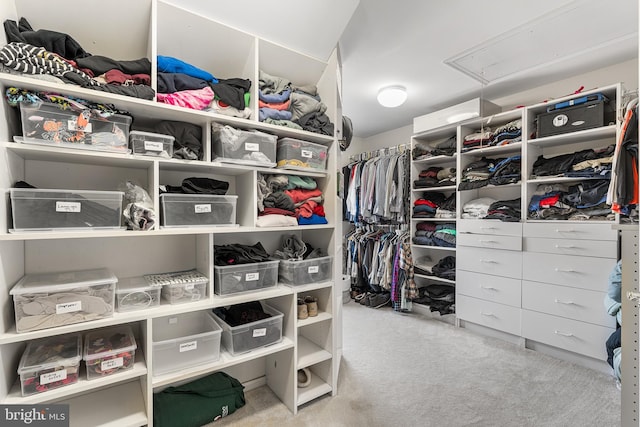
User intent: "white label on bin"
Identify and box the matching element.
[245,272,259,281]
[301,149,313,158]
[168,317,178,324]
[185,283,195,291]
[40,370,67,385]
[101,357,124,371]
[308,266,319,274]
[195,204,211,214]
[253,328,267,337]
[144,141,164,152]
[245,142,259,151]
[56,201,81,213]
[56,301,82,314]
[180,341,197,352]
[68,120,92,132]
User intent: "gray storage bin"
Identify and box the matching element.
[130,130,174,157]
[278,256,333,285]
[159,194,237,227]
[211,303,283,355]
[10,188,124,232]
[276,137,328,171]
[214,260,279,295]
[212,123,277,167]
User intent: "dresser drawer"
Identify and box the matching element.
[457,246,522,279]
[458,219,522,236]
[522,252,615,291]
[523,223,617,241]
[524,237,616,259]
[457,271,521,307]
[521,310,615,360]
[458,233,522,251]
[522,281,615,327]
[457,295,521,336]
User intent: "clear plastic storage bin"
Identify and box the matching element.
[159,194,237,227]
[152,311,222,376]
[83,325,137,380]
[115,276,162,312]
[10,188,124,232]
[18,333,82,396]
[211,123,277,167]
[214,260,279,296]
[144,269,208,305]
[211,303,283,355]
[130,130,174,157]
[278,256,333,286]
[276,137,328,171]
[18,101,131,153]
[10,268,117,333]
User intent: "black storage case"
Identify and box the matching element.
[536,99,615,138]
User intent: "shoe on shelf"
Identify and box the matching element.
[297,298,308,320]
[298,367,312,388]
[368,292,391,309]
[305,296,318,317]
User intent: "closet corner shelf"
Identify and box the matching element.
[527,125,616,148]
[414,274,455,285]
[412,154,457,165]
[285,280,334,293]
[151,336,295,388]
[3,351,147,405]
[297,335,332,369]
[460,142,522,156]
[410,244,456,251]
[297,312,332,328]
[412,185,457,192]
[297,378,332,406]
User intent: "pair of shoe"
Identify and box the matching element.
[356,292,390,309]
[297,296,318,319]
[298,367,312,388]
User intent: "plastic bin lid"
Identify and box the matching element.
[129,130,175,141]
[10,268,118,296]
[143,269,209,287]
[116,276,162,293]
[83,324,137,361]
[18,334,82,375]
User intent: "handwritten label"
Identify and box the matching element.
[101,357,123,370]
[55,202,81,213]
[253,328,267,337]
[144,141,164,152]
[308,266,319,274]
[40,370,67,385]
[56,301,81,314]
[245,143,259,152]
[195,204,211,214]
[179,341,197,352]
[185,283,195,291]
[301,149,313,158]
[245,273,259,281]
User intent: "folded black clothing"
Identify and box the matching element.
[532,148,596,176]
[214,242,271,265]
[158,72,209,93]
[210,77,252,111]
[181,177,229,195]
[154,121,203,160]
[263,192,295,211]
[294,111,334,136]
[213,301,271,327]
[4,17,91,60]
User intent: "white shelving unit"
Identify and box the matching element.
[411,82,627,373]
[0,1,341,424]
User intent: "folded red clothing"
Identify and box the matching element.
[260,207,295,216]
[414,199,438,208]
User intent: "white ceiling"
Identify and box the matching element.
[169,0,637,138]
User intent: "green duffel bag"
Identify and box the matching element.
[154,371,246,427]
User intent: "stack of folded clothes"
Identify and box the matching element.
[461,197,497,219]
[413,166,456,189]
[412,222,456,247]
[459,156,521,190]
[484,198,522,222]
[412,192,456,219]
[531,145,615,178]
[461,119,522,153]
[413,284,455,315]
[528,180,613,221]
[412,136,456,160]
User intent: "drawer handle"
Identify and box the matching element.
[554,268,577,273]
[555,229,577,233]
[480,227,497,231]
[555,245,578,249]
[480,285,498,291]
[480,259,498,264]
[480,312,495,317]
[480,240,498,244]
[554,330,574,337]
[554,298,576,305]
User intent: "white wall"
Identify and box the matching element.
[340,58,638,166]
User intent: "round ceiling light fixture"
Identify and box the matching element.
[377,85,407,108]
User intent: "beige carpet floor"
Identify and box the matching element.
[211,301,621,427]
